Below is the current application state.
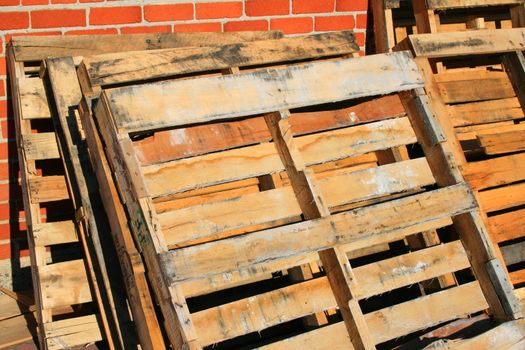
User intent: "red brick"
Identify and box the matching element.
[224,19,268,32]
[293,0,333,14]
[0,163,8,182]
[0,80,4,97]
[144,3,193,22]
[0,58,5,76]
[270,17,312,34]
[0,184,8,201]
[245,0,289,16]
[0,202,21,222]
[0,0,19,5]
[0,37,3,54]
[51,0,76,3]
[80,0,103,2]
[31,9,86,29]
[0,100,7,118]
[0,12,29,30]
[90,6,141,25]
[121,25,171,34]
[356,13,367,28]
[336,0,368,12]
[354,32,365,46]
[196,2,242,19]
[315,15,355,31]
[1,119,14,138]
[22,0,47,4]
[0,244,9,260]
[174,22,222,32]
[66,28,118,35]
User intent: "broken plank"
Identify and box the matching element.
[103,52,423,133]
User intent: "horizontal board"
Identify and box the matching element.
[449,97,523,127]
[28,175,69,203]
[439,77,515,104]
[406,28,525,58]
[104,51,423,133]
[426,0,524,9]
[450,319,525,350]
[40,260,92,309]
[0,314,35,349]
[164,183,476,282]
[501,241,525,266]
[83,32,359,87]
[478,182,525,212]
[192,241,470,345]
[22,133,60,160]
[45,315,102,350]
[478,124,525,155]
[159,158,435,246]
[464,153,525,190]
[143,117,416,197]
[18,78,51,120]
[11,31,282,61]
[258,282,486,349]
[488,208,525,243]
[33,221,78,246]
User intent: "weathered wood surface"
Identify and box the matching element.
[401,28,525,58]
[104,51,423,133]
[81,31,359,88]
[426,0,524,9]
[11,31,282,61]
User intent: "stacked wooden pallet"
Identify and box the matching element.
[6,29,525,349]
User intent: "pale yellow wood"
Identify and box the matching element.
[18,77,51,120]
[449,97,523,127]
[33,221,78,247]
[40,260,92,309]
[28,176,69,203]
[45,315,103,350]
[0,294,29,321]
[426,0,524,9]
[22,133,60,160]
[0,313,35,349]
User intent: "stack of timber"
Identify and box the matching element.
[6,31,282,350]
[80,35,523,348]
[397,28,525,311]
[373,0,524,52]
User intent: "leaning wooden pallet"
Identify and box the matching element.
[7,31,281,350]
[397,28,525,307]
[372,0,524,53]
[88,47,521,349]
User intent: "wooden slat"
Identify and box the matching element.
[159,158,434,246]
[11,32,282,61]
[447,319,525,350]
[0,314,36,349]
[164,183,476,282]
[478,182,525,213]
[22,133,60,160]
[18,78,51,119]
[426,0,524,9]
[191,241,470,345]
[45,315,102,350]
[439,78,515,104]
[33,221,77,246]
[82,31,359,87]
[502,241,525,266]
[488,208,525,243]
[143,117,416,197]
[103,51,423,133]
[40,260,92,309]
[0,294,30,321]
[510,269,525,285]
[403,28,525,58]
[449,98,523,127]
[464,153,525,190]
[28,175,69,203]
[478,124,525,155]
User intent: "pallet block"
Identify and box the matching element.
[7,31,280,350]
[397,28,525,309]
[86,40,521,349]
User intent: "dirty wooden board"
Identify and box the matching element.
[93,50,520,349]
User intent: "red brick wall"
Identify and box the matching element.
[0,0,369,264]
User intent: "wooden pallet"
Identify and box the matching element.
[84,38,521,349]
[372,0,524,53]
[7,31,281,350]
[397,28,525,308]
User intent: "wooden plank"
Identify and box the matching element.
[510,270,525,285]
[488,208,525,243]
[402,28,525,58]
[22,133,60,160]
[11,32,282,61]
[143,117,416,197]
[0,294,30,321]
[33,221,77,247]
[82,32,359,88]
[0,314,36,349]
[164,183,476,282]
[449,98,523,127]
[28,175,69,203]
[464,153,525,190]
[45,315,102,350]
[426,0,524,9]
[448,319,525,349]
[190,232,469,345]
[18,77,51,119]
[439,78,515,104]
[478,182,525,213]
[39,260,92,309]
[501,241,525,266]
[159,158,434,246]
[478,124,525,155]
[103,52,423,133]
